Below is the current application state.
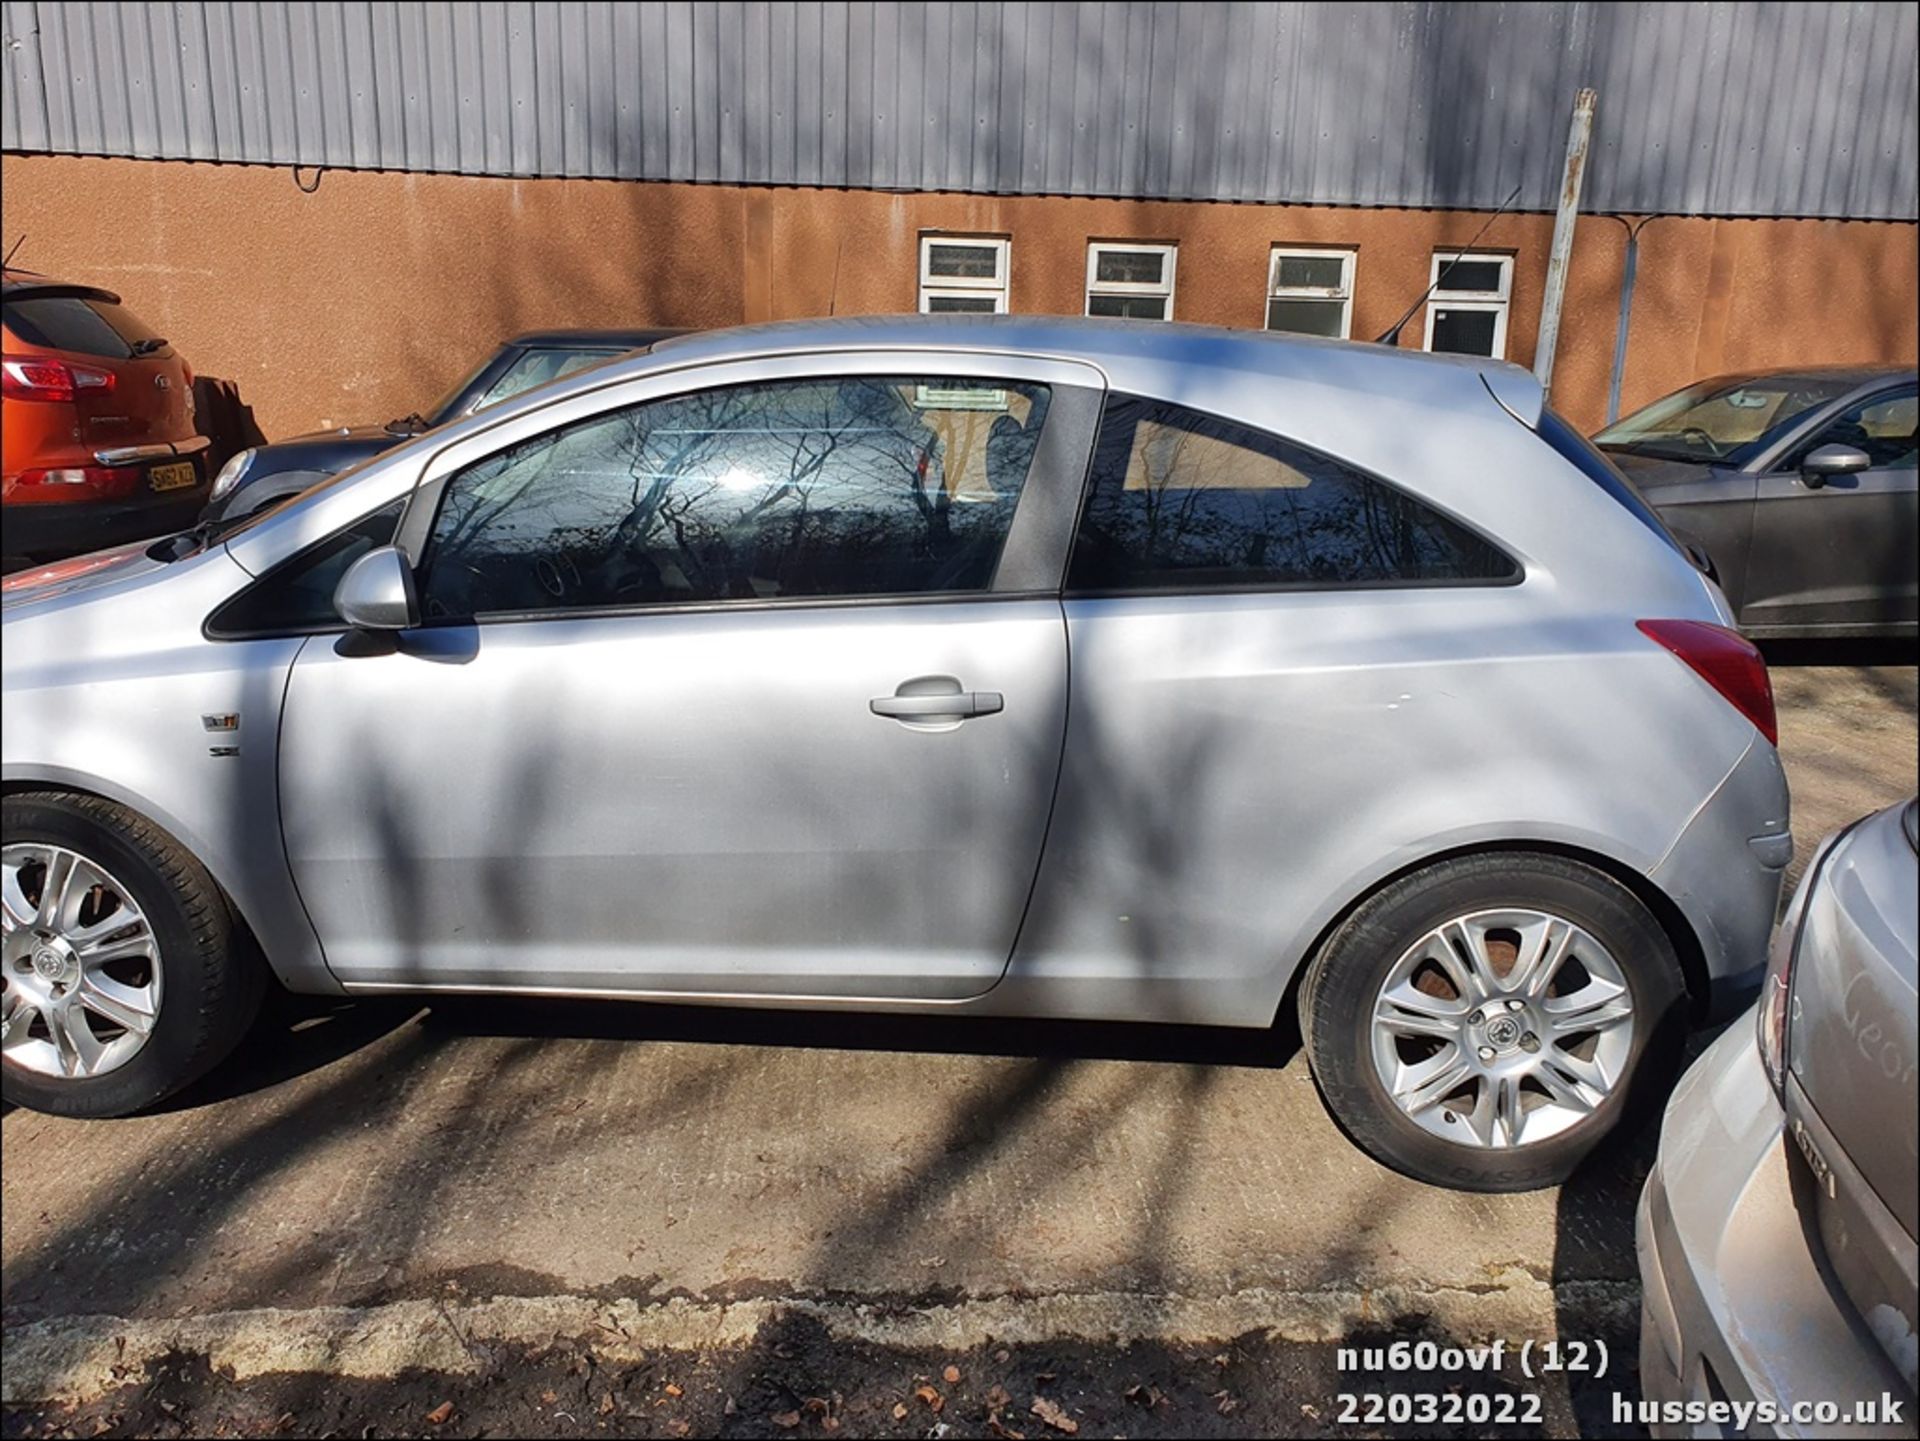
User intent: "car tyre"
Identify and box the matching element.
[2,791,263,1117]
[1300,851,1687,1192]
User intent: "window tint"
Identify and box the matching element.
[1066,397,1515,592]
[1783,386,1918,471]
[207,501,405,637]
[3,295,166,359]
[419,376,1052,618]
[477,349,625,410]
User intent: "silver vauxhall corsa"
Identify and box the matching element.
[2,316,1790,1191]
[1637,799,1917,1436]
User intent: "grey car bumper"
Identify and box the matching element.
[1636,1019,1912,1438]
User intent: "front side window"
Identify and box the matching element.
[476,348,625,410]
[1066,396,1515,593]
[1086,244,1176,321]
[1780,386,1918,472]
[1423,253,1512,358]
[919,237,1009,313]
[1595,375,1861,466]
[419,375,1052,619]
[1266,248,1355,337]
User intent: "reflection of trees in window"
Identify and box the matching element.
[1069,398,1514,591]
[422,378,1051,617]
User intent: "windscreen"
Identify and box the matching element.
[1594,375,1855,466]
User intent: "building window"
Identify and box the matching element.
[1265,248,1355,338]
[1423,253,1512,358]
[919,237,1009,313]
[1085,243,1176,321]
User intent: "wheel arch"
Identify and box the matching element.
[2,770,322,996]
[1275,837,1712,1032]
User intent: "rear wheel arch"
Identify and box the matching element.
[1277,837,1710,1035]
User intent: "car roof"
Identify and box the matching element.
[504,326,691,349]
[632,312,1543,414]
[1702,363,1915,387]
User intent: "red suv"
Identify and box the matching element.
[2,269,210,566]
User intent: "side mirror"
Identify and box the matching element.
[333,545,419,630]
[1800,442,1871,489]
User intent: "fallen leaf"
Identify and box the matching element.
[986,1384,1012,1410]
[1124,1384,1165,1409]
[943,1365,962,1385]
[1213,1353,1231,1367]
[892,1402,910,1421]
[914,1384,946,1414]
[771,1410,801,1429]
[1029,1397,1078,1435]
[1301,1402,1321,1420]
[986,1417,1026,1440]
[1212,1389,1239,1416]
[821,1419,840,1434]
[664,1422,691,1439]
[598,1392,617,1416]
[995,1348,1011,1364]
[664,1383,684,1398]
[541,1390,559,1405]
[425,1401,455,1426]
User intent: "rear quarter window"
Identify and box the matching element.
[2,294,167,360]
[1065,395,1517,593]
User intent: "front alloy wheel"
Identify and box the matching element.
[2,844,164,1077]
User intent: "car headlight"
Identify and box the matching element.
[210,447,257,503]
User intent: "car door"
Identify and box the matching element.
[277,353,1102,1001]
[1744,384,1919,633]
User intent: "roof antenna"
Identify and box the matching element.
[2,234,24,270]
[1375,182,1523,346]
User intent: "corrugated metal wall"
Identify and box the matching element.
[2,2,1915,219]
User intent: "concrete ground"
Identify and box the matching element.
[3,651,1914,1440]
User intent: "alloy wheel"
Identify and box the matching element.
[1369,908,1635,1149]
[1,843,163,1079]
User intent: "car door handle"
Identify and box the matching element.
[870,691,1004,720]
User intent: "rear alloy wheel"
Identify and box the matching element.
[1302,852,1687,1192]
[1369,909,1635,1150]
[1,792,263,1117]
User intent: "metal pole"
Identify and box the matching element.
[1533,87,1597,396]
[1606,218,1644,424]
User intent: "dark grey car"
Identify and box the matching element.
[1596,368,1918,639]
[202,328,686,523]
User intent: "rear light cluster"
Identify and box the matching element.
[1636,618,1778,745]
[1757,832,1840,1096]
[1,466,144,505]
[1,354,117,403]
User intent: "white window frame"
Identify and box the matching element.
[1265,246,1356,338]
[1422,252,1513,359]
[1085,242,1177,320]
[919,236,1010,314]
